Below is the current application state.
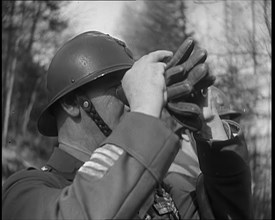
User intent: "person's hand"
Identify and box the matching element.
[122,50,173,118]
[199,87,228,140]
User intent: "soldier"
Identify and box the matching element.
[2,31,252,219]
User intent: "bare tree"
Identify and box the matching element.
[217,1,271,218]
[2,1,68,148]
[2,1,26,148]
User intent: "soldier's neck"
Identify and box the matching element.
[56,117,106,162]
[58,140,91,162]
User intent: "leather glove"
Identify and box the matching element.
[164,38,216,131]
[165,38,215,100]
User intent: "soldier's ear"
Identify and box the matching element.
[60,102,80,117]
[60,96,80,117]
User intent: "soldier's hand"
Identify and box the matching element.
[122,50,173,118]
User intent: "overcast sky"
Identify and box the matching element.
[60,1,127,38]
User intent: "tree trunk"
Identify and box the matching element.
[251,0,257,75]
[2,1,15,129]
[2,1,26,147]
[263,0,271,39]
[21,2,43,135]
[224,0,234,67]
[2,50,18,148]
[27,1,42,52]
[21,77,42,135]
[263,0,271,58]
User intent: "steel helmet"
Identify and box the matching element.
[37,31,134,136]
[210,86,242,120]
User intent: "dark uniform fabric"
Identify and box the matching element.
[2,113,252,220]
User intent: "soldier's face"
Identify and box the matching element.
[81,74,128,130]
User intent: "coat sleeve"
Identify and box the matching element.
[194,119,253,219]
[2,112,180,220]
[163,119,252,219]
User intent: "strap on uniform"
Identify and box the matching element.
[77,96,112,137]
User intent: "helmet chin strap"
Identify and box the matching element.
[77,96,112,137]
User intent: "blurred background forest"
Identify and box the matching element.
[2,1,271,219]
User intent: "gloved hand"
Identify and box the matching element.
[165,38,216,131]
[116,38,216,131]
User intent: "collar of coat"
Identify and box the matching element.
[45,147,84,181]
